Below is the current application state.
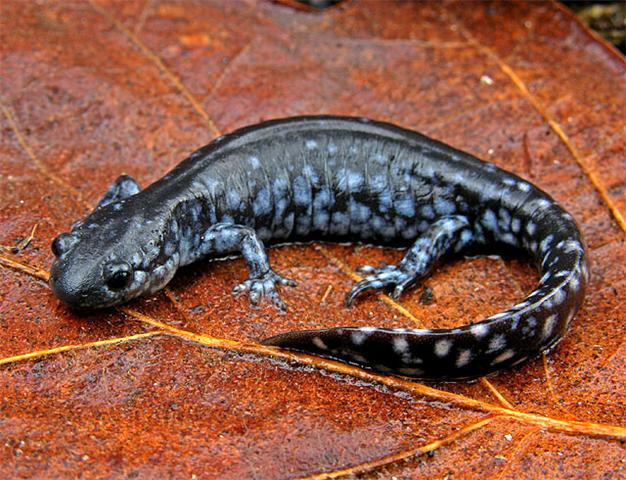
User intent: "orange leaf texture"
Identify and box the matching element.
[1,1,624,478]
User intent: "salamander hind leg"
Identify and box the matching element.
[346,215,472,306]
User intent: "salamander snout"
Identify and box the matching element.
[49,260,99,309]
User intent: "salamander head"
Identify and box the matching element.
[49,205,177,309]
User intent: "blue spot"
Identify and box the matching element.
[373,154,386,165]
[313,212,330,230]
[305,139,318,150]
[347,170,364,190]
[302,164,319,185]
[434,198,456,215]
[253,188,271,216]
[226,190,240,210]
[498,208,511,230]
[330,212,349,235]
[314,187,331,209]
[350,202,371,223]
[420,205,435,219]
[460,230,473,244]
[395,197,415,217]
[248,156,261,169]
[283,212,295,232]
[370,174,387,193]
[481,209,498,232]
[293,176,310,206]
[378,192,392,212]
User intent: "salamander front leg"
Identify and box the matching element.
[346,215,472,306]
[203,224,297,310]
[96,175,141,209]
[70,175,142,231]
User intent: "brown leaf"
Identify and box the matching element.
[1,1,624,478]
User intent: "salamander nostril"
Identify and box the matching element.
[51,233,77,257]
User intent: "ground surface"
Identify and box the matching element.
[0,1,624,479]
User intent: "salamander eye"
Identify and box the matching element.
[104,264,133,291]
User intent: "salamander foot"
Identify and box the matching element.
[232,270,297,311]
[346,263,417,306]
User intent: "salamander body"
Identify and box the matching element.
[50,116,588,379]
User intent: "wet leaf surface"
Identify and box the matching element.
[1,1,624,478]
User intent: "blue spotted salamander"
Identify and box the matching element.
[50,116,588,379]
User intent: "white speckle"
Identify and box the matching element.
[305,139,318,150]
[360,327,378,333]
[535,199,552,211]
[487,148,495,155]
[455,349,472,368]
[434,339,452,357]
[542,314,558,340]
[248,156,261,169]
[500,233,517,246]
[481,209,498,232]
[569,276,580,291]
[470,323,490,338]
[351,330,369,346]
[503,178,516,187]
[540,234,554,253]
[487,334,506,353]
[504,434,513,442]
[312,337,327,350]
[434,198,456,215]
[373,153,386,165]
[517,182,531,192]
[480,74,494,86]
[420,204,435,219]
[561,240,583,253]
[393,336,409,355]
[552,289,566,305]
[491,349,515,365]
[327,143,338,154]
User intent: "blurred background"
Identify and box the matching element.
[563,1,625,53]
